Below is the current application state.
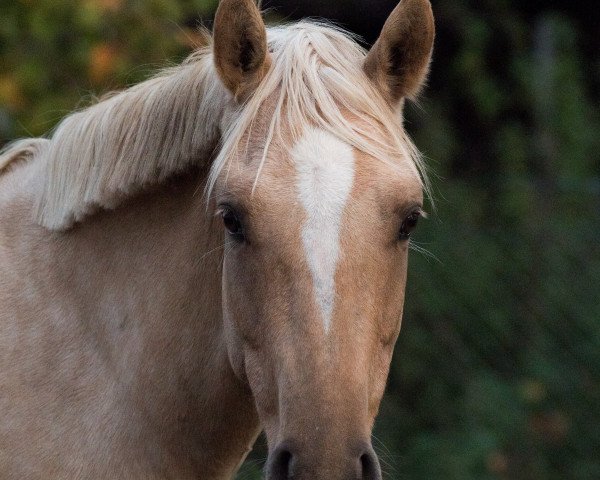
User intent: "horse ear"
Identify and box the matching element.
[213,0,271,100]
[363,0,435,105]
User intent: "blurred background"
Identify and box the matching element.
[1,0,598,478]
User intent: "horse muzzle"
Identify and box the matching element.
[266,440,382,480]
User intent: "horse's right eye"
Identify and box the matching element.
[221,208,245,242]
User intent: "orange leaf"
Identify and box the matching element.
[89,43,119,84]
[0,75,25,110]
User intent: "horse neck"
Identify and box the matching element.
[52,170,259,474]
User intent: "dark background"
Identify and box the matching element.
[1,1,599,478]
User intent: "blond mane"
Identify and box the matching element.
[25,21,426,230]
[33,46,229,230]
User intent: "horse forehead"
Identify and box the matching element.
[286,127,420,204]
[291,128,356,201]
[224,123,420,211]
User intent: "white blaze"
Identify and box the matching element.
[292,128,355,333]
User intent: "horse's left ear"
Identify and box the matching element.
[363,0,435,105]
[213,0,271,100]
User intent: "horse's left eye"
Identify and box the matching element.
[399,211,421,240]
[221,209,245,241]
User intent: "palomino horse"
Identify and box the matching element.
[0,0,434,478]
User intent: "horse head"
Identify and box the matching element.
[211,1,434,478]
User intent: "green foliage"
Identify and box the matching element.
[1,1,598,479]
[0,0,214,140]
[383,2,600,478]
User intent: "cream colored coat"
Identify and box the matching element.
[0,0,434,478]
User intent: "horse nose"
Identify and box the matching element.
[266,441,382,480]
[358,446,382,480]
[267,444,294,479]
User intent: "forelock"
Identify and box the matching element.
[206,21,428,199]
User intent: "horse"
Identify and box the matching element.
[0,0,434,478]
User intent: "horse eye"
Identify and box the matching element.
[399,211,421,240]
[221,208,245,241]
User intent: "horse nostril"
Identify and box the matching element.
[360,448,382,480]
[267,445,294,480]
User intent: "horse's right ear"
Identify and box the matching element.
[213,0,271,101]
[363,0,435,105]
